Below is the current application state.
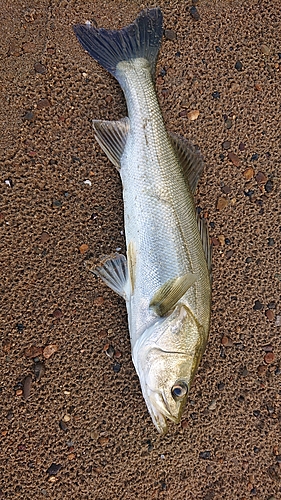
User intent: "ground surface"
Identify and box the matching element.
[0,1,280,499]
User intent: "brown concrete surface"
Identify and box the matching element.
[1,1,280,498]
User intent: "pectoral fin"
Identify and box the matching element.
[93,117,130,170]
[149,272,197,317]
[89,253,129,299]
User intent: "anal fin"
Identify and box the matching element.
[93,117,129,170]
[149,272,197,317]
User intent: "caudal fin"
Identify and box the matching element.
[73,8,163,80]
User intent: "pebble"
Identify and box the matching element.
[239,142,246,151]
[104,344,115,358]
[208,399,217,410]
[47,463,62,476]
[98,436,109,446]
[243,167,254,180]
[68,453,76,460]
[34,62,46,74]
[79,243,89,254]
[255,171,267,184]
[216,197,228,210]
[164,29,177,40]
[4,178,13,188]
[225,250,234,259]
[262,344,273,352]
[264,352,275,364]
[24,345,43,358]
[40,231,50,243]
[221,185,231,194]
[225,119,233,129]
[253,300,263,311]
[260,44,270,55]
[255,83,262,91]
[62,414,71,422]
[212,91,220,99]
[235,60,243,71]
[37,98,50,109]
[199,451,211,460]
[23,111,34,121]
[221,336,233,347]
[211,237,220,246]
[190,6,200,21]
[93,296,104,306]
[34,361,45,382]
[23,375,32,399]
[265,309,274,320]
[187,109,199,121]
[53,308,62,319]
[59,419,68,431]
[181,419,188,429]
[251,153,259,161]
[52,199,62,208]
[217,234,225,246]
[113,362,121,373]
[43,344,58,359]
[257,365,267,377]
[265,180,273,192]
[228,152,241,167]
[222,141,231,150]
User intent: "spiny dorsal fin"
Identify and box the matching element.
[197,215,212,276]
[88,253,129,299]
[93,117,129,170]
[149,272,197,317]
[169,132,204,193]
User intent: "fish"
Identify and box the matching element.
[74,7,212,434]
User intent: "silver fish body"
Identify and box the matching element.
[74,8,211,433]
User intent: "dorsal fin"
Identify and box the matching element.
[169,132,204,193]
[93,117,129,170]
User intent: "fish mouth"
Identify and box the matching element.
[146,389,181,434]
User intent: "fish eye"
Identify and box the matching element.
[171,381,188,400]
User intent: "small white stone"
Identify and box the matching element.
[84,179,92,186]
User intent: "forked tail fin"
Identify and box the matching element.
[73,8,163,81]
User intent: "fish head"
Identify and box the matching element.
[132,304,207,434]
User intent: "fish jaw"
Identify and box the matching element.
[132,304,206,433]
